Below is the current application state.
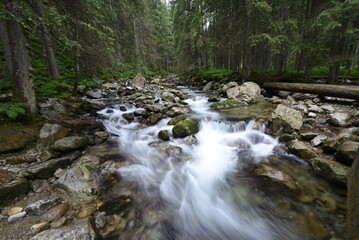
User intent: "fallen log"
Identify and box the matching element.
[263,82,359,100]
[310,76,358,80]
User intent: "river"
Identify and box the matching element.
[98,88,346,240]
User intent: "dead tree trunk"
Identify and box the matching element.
[263,82,359,100]
[5,0,38,116]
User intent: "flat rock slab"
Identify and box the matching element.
[25,197,61,216]
[0,124,39,153]
[0,176,29,206]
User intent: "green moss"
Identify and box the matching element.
[210,100,241,109]
[158,130,170,141]
[168,114,186,125]
[172,119,200,138]
[207,96,220,102]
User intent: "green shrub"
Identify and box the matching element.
[0,102,26,119]
[79,78,98,88]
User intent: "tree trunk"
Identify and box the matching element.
[347,155,359,240]
[133,19,141,74]
[242,0,253,81]
[0,19,13,75]
[30,0,60,79]
[263,82,359,100]
[5,0,37,116]
[327,63,340,84]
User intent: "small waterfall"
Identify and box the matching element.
[98,89,299,240]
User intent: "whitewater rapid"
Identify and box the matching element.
[98,89,298,240]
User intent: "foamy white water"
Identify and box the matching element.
[98,90,298,240]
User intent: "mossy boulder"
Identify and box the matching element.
[158,130,170,141]
[172,119,200,138]
[322,136,345,154]
[210,100,241,109]
[146,114,163,125]
[207,96,220,102]
[0,124,39,153]
[168,114,186,125]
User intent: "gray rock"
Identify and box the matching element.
[310,135,327,147]
[226,82,261,103]
[39,98,67,121]
[28,154,79,179]
[132,74,146,88]
[307,105,323,113]
[202,81,213,91]
[55,155,100,198]
[25,197,61,216]
[145,104,164,113]
[255,163,297,190]
[30,219,95,240]
[323,136,345,154]
[308,112,317,118]
[94,131,109,144]
[8,211,26,223]
[310,158,349,185]
[300,132,319,141]
[39,124,68,140]
[222,82,238,93]
[321,105,335,113]
[147,114,163,125]
[161,91,176,102]
[84,99,106,110]
[167,107,190,117]
[334,141,359,166]
[53,136,89,152]
[268,104,303,134]
[329,112,352,127]
[85,89,103,99]
[41,203,69,222]
[0,178,30,206]
[287,139,318,160]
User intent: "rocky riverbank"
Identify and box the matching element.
[0,75,357,239]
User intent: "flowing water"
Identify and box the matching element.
[98,88,346,240]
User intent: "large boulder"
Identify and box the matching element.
[226,82,261,103]
[53,136,89,152]
[268,104,303,134]
[172,119,200,138]
[309,158,349,185]
[55,155,100,198]
[39,124,69,144]
[222,82,238,93]
[202,81,213,91]
[132,74,146,88]
[334,141,359,166]
[287,140,318,160]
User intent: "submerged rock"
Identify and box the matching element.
[255,163,297,190]
[147,114,163,126]
[210,100,241,109]
[172,119,200,138]
[310,158,349,185]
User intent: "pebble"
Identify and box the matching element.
[7,207,23,216]
[30,222,49,234]
[8,211,26,223]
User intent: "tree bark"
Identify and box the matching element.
[263,82,359,100]
[0,19,13,75]
[30,0,60,79]
[242,0,253,81]
[5,0,37,116]
[327,63,340,84]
